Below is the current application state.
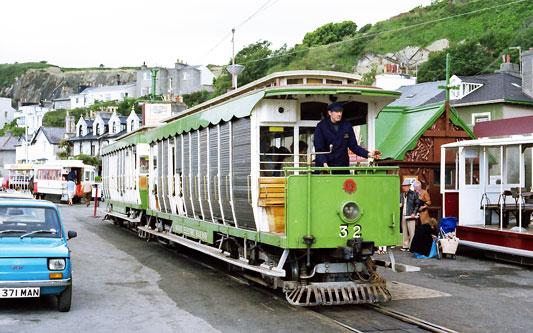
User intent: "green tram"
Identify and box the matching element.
[102,71,402,306]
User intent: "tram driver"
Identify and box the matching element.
[314,102,381,173]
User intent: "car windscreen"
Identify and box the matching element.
[0,206,61,238]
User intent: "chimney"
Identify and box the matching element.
[522,49,533,98]
[496,54,520,76]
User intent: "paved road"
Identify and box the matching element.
[1,203,533,332]
[0,204,343,333]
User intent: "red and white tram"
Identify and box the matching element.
[441,137,533,263]
[34,160,95,201]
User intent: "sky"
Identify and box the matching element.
[1,0,431,68]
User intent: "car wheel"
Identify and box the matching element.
[58,283,72,312]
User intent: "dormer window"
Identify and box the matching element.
[112,122,117,133]
[95,123,100,135]
[130,119,135,131]
[450,76,483,100]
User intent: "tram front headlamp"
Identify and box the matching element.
[341,202,359,221]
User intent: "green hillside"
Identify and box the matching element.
[209,0,533,98]
[2,0,532,108]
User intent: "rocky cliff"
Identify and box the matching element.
[2,66,137,106]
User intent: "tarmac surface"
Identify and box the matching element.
[1,202,532,332]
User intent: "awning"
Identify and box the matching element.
[145,91,265,143]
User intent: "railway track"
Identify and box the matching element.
[309,304,459,333]
[106,221,458,332]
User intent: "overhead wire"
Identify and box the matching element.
[235,0,527,66]
[204,0,279,60]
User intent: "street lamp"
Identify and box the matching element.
[226,64,245,89]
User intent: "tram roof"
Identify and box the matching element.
[101,125,158,155]
[442,135,533,149]
[144,71,400,143]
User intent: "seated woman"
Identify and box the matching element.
[410,217,439,257]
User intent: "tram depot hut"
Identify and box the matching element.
[376,102,475,220]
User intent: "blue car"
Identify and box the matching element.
[0,198,76,312]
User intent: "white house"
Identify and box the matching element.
[14,104,51,135]
[70,83,137,109]
[0,97,16,128]
[16,127,65,164]
[70,109,141,157]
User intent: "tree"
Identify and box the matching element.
[57,139,73,160]
[417,40,499,83]
[75,154,101,168]
[183,90,213,108]
[212,40,273,97]
[302,21,357,47]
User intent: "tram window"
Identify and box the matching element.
[307,78,322,84]
[465,148,480,185]
[140,156,149,174]
[300,102,326,121]
[505,146,520,184]
[487,147,502,185]
[525,148,532,191]
[326,79,342,84]
[259,126,294,177]
[287,78,303,85]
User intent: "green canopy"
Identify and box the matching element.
[376,102,475,160]
[145,91,265,143]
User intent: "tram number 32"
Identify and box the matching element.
[339,225,362,238]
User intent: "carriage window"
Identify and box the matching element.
[506,146,520,184]
[300,102,326,121]
[465,148,480,186]
[140,156,149,174]
[487,147,502,185]
[260,126,294,177]
[287,78,303,85]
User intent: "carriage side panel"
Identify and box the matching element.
[220,122,235,225]
[232,117,256,230]
[209,125,223,222]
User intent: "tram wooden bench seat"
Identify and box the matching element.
[481,190,533,227]
[258,177,285,233]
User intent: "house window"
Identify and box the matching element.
[112,122,116,133]
[91,144,95,155]
[472,112,491,124]
[169,78,173,90]
[4,112,7,119]
[95,124,100,135]
[130,120,135,131]
[183,72,188,80]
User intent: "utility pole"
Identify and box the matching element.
[438,53,459,136]
[231,28,236,90]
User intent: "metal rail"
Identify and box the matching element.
[367,304,459,333]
